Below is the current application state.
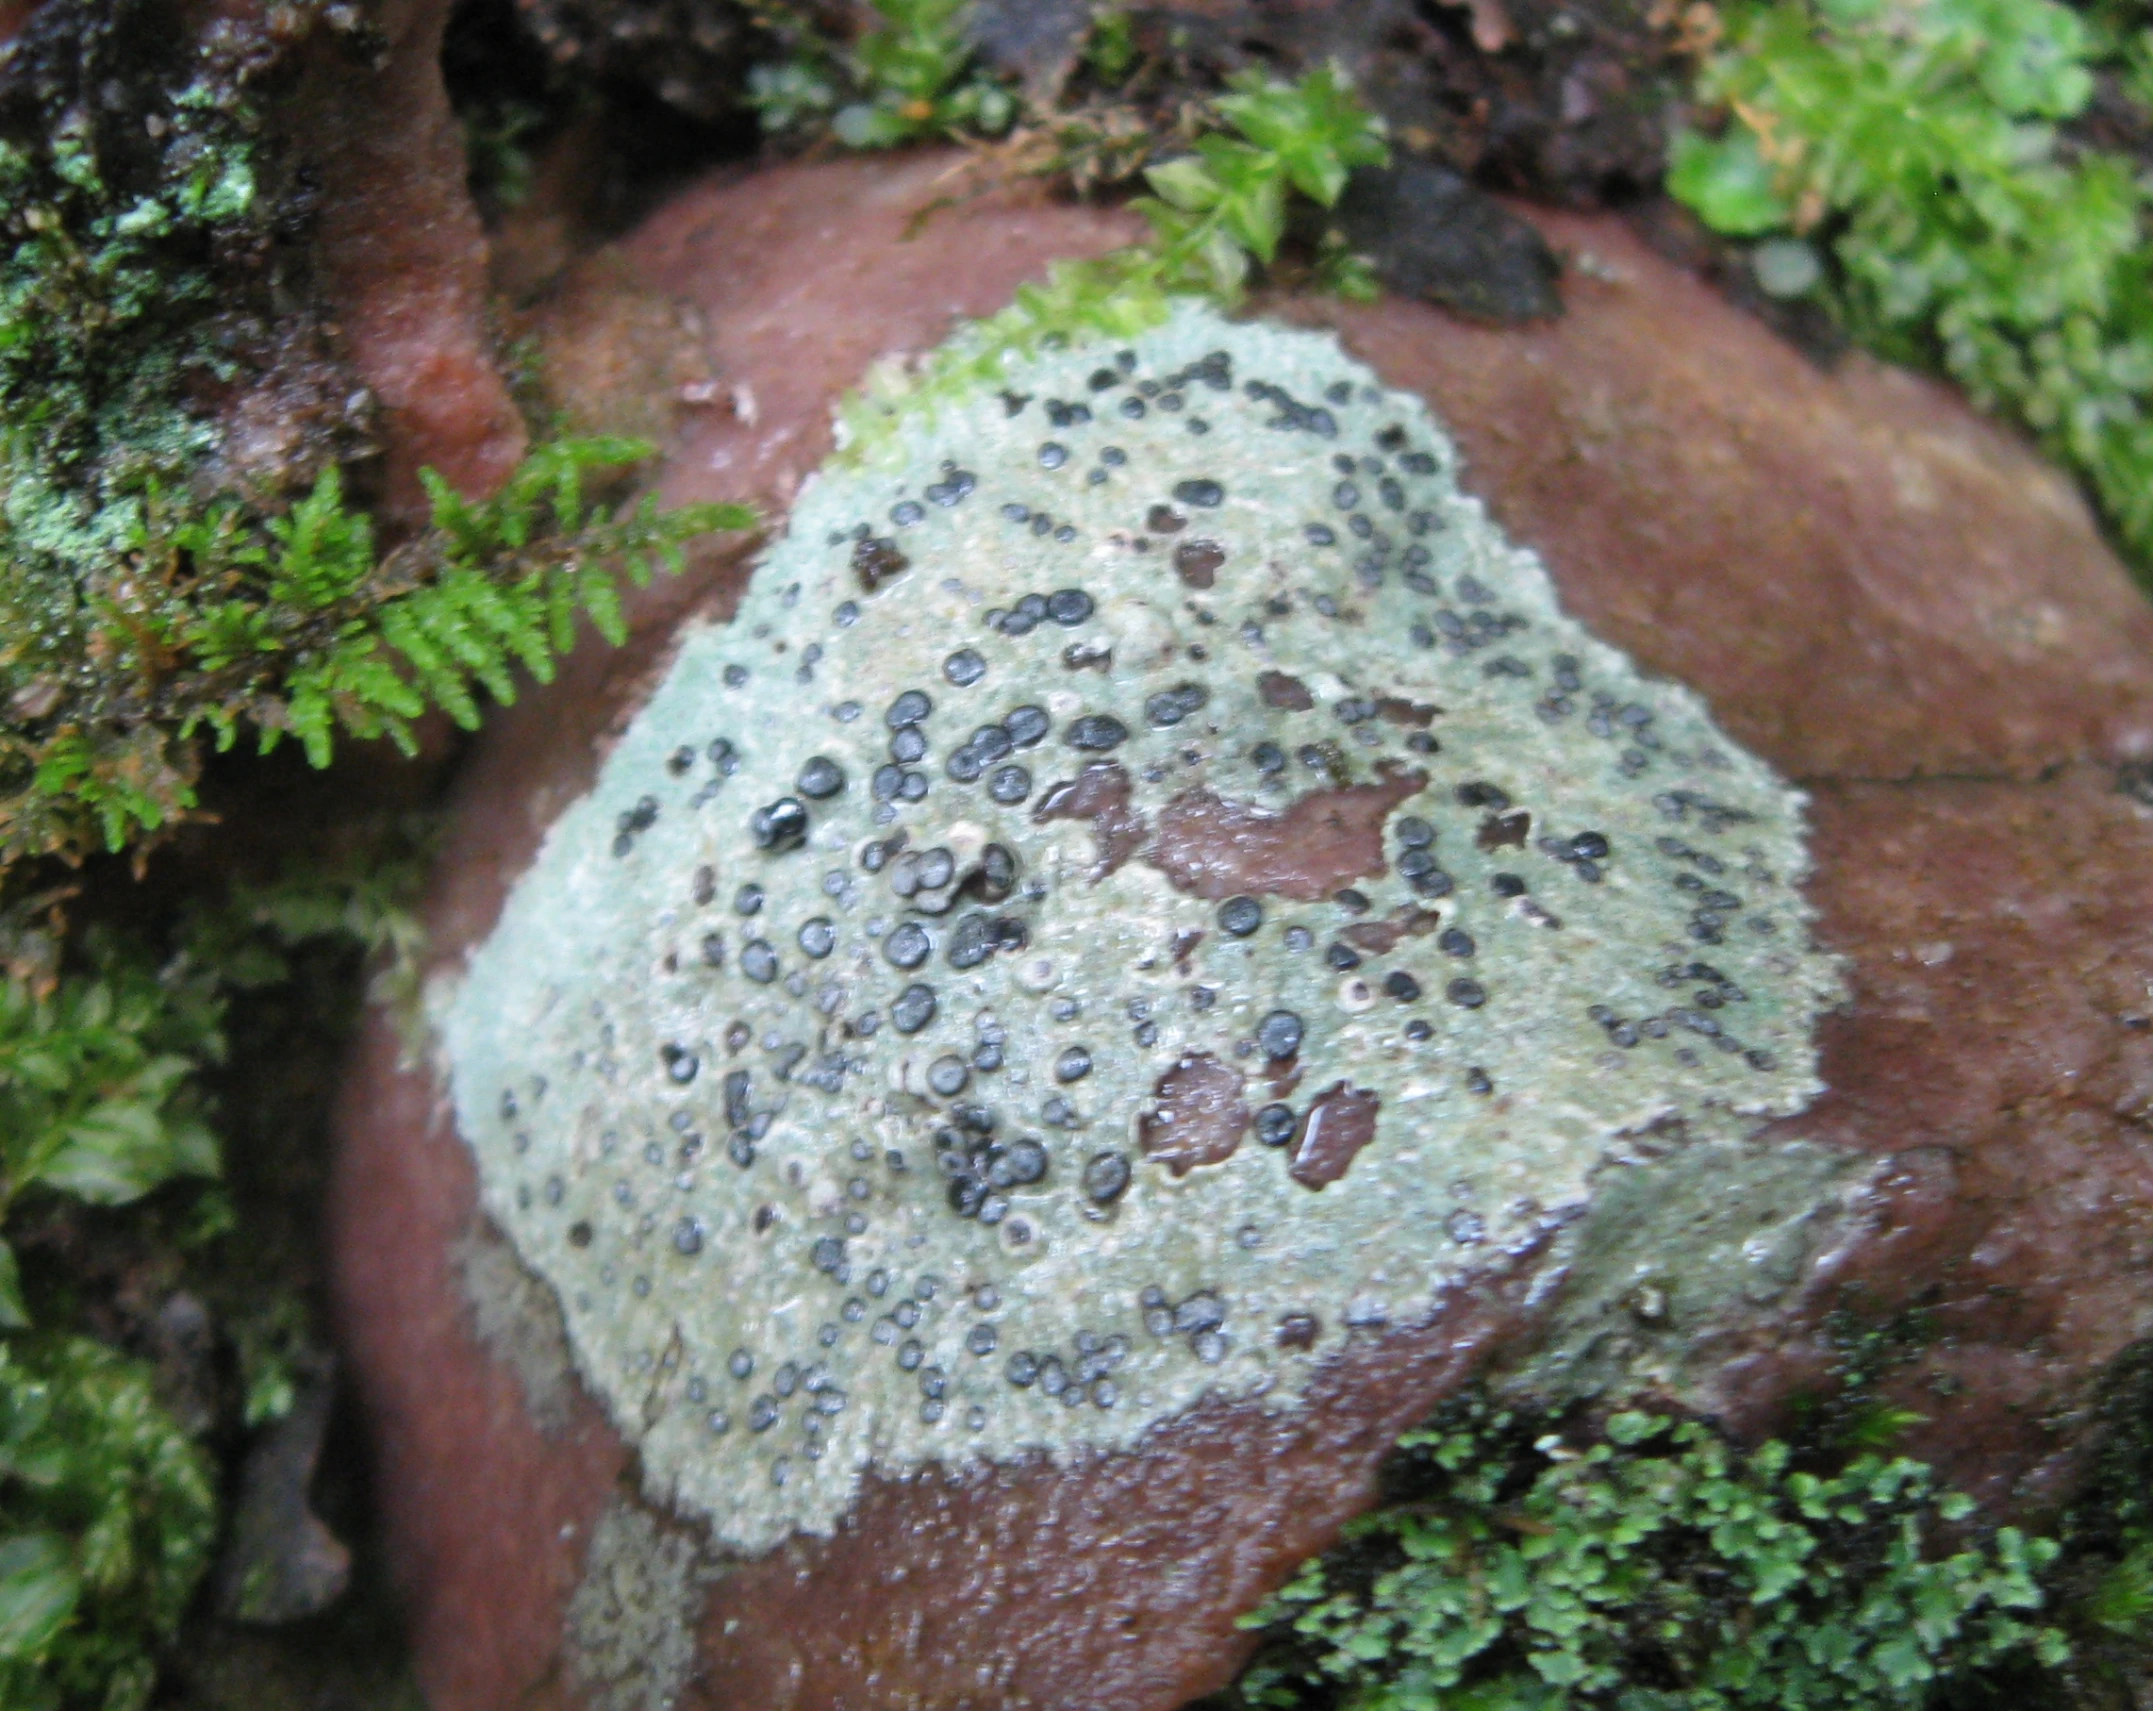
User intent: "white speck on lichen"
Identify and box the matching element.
[436,302,1842,1554]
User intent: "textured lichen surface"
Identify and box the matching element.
[438,302,1840,1552]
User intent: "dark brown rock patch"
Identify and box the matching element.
[1288,1083,1385,1190]
[1258,670,1316,710]
[1140,1054,1252,1176]
[1035,760,1147,880]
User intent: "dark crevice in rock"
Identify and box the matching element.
[1333,163,1563,324]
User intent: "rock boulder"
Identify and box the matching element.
[330,153,2153,1711]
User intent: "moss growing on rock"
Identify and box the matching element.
[1669,0,2153,581]
[437,300,1841,1555]
[0,0,355,859]
[1219,1397,2067,1710]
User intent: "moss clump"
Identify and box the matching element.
[0,821,434,1709]
[834,64,1390,460]
[746,0,1018,149]
[0,928,226,1327]
[0,0,341,861]
[0,1,307,533]
[1223,1398,2067,1710]
[1668,0,2153,579]
[0,1334,218,1711]
[1981,1345,2153,1705]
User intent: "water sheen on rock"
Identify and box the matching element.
[435,303,1839,1554]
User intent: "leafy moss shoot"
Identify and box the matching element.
[1670,0,2153,579]
[0,6,749,869]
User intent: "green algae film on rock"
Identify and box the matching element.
[434,303,1839,1555]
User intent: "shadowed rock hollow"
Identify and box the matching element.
[331,154,2153,1711]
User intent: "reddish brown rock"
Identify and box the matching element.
[331,154,2153,1711]
[1696,769,2153,1509]
[335,1014,630,1711]
[1140,1053,1253,1176]
[301,0,528,514]
[1287,1084,1385,1191]
[1173,536,1229,587]
[1339,908,1444,956]
[1302,217,2153,780]
[681,1278,1539,1711]
[1035,761,1149,880]
[2,0,527,516]
[1146,768,1430,903]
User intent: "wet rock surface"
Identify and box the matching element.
[300,0,529,515]
[331,155,2153,1711]
[1141,1053,1252,1176]
[1146,768,1433,903]
[1316,222,2153,781]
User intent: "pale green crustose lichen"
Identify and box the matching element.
[436,301,1842,1556]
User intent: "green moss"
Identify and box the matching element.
[748,0,1017,148]
[0,815,432,1314]
[0,930,225,1326]
[1668,0,2153,580]
[1991,1345,2153,1701]
[0,1335,217,1711]
[0,821,436,1706]
[1222,1397,2067,1710]
[4,420,749,866]
[0,4,266,498]
[156,441,752,768]
[0,2,311,853]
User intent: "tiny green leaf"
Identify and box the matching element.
[1143,156,1221,213]
[0,1242,25,1331]
[0,1533,79,1662]
[1668,125,1793,238]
